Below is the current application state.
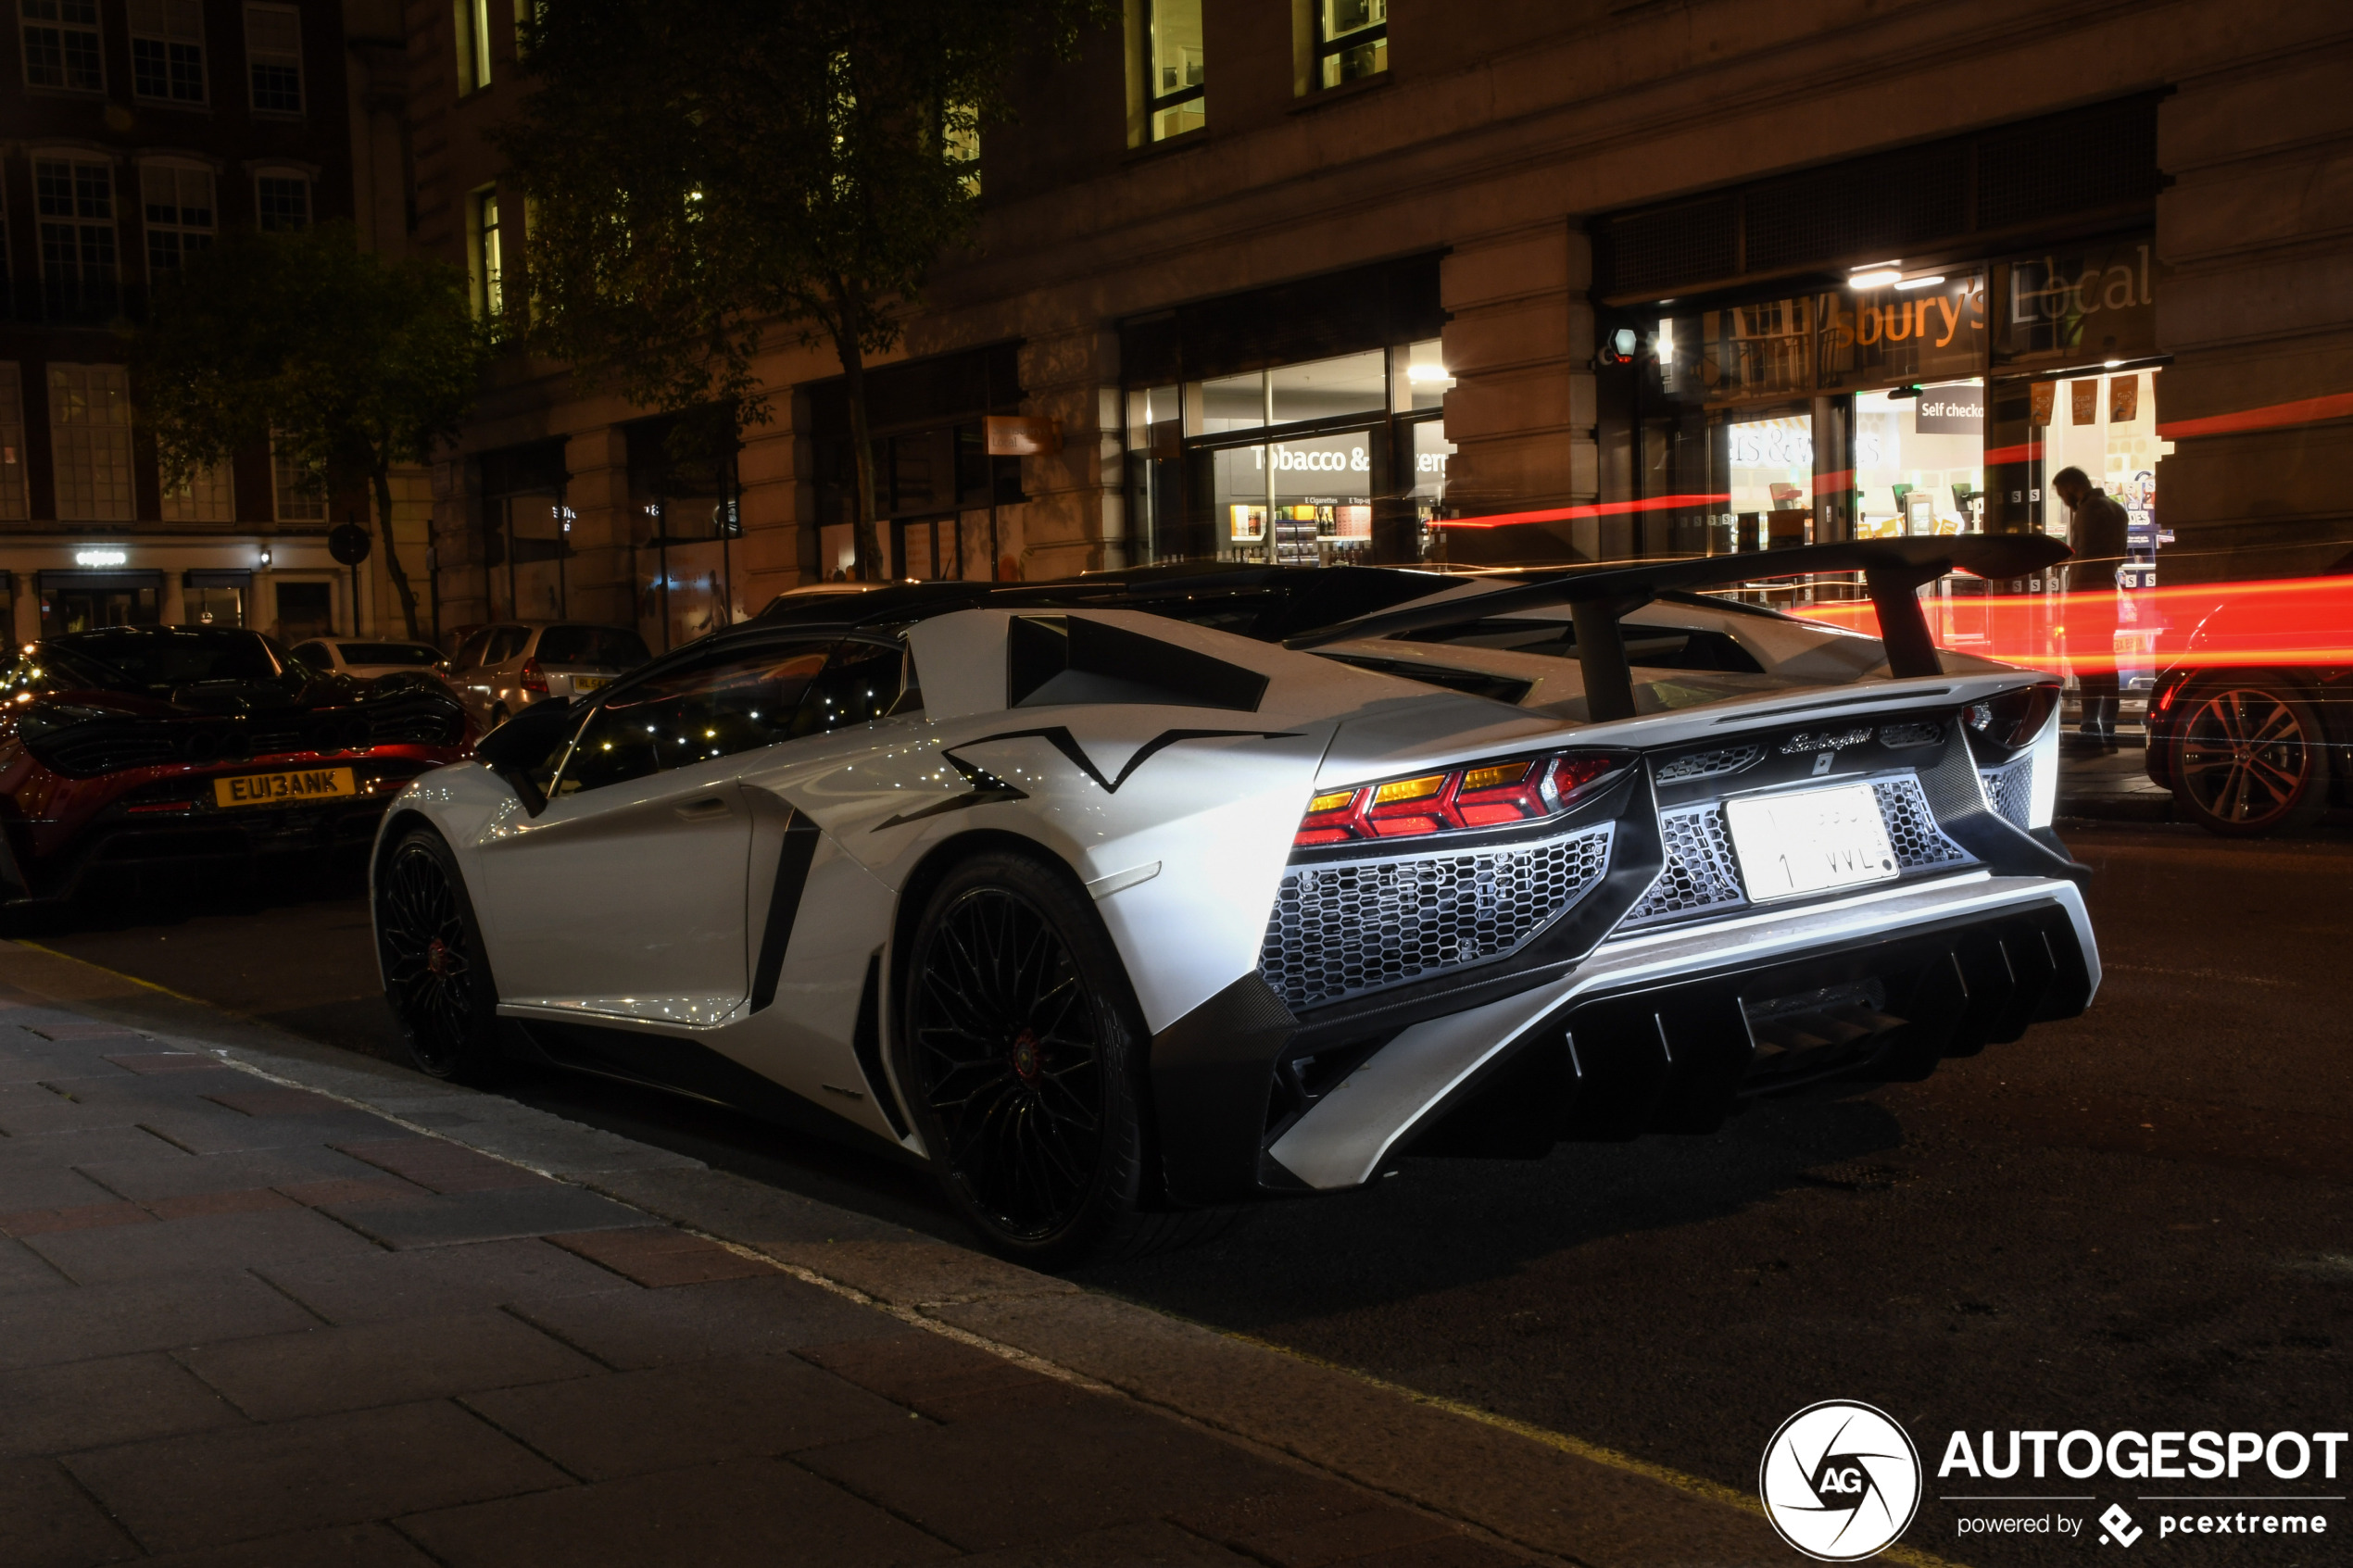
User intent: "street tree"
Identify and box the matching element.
[136,221,489,640]
[498,0,1109,580]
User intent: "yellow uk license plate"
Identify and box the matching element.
[213,768,359,809]
[572,675,609,692]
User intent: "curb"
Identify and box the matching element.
[1,938,1859,1568]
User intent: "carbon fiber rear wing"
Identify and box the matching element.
[1283,535,2073,721]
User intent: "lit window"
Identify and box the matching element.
[19,0,103,92]
[1140,0,1202,143]
[160,459,233,523]
[272,437,327,521]
[128,0,206,103]
[1315,0,1386,89]
[255,171,309,231]
[243,3,303,114]
[454,0,492,94]
[143,164,216,273]
[471,187,502,318]
[34,156,116,320]
[48,363,134,521]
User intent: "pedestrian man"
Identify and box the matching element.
[2052,466,2130,752]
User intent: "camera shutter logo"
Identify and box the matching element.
[1759,1400,1923,1561]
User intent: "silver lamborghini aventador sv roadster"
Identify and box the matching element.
[371,537,2097,1264]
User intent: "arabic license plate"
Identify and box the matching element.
[571,675,609,692]
[1724,783,1899,903]
[212,767,359,809]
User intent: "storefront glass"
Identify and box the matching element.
[1723,405,1814,553]
[182,585,244,627]
[1851,381,1986,538]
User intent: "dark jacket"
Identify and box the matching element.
[2069,490,2131,577]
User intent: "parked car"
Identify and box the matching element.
[440,621,650,730]
[289,638,447,682]
[0,626,468,904]
[2143,560,2353,835]
[373,538,2095,1265]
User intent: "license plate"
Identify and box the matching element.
[571,674,609,692]
[1724,782,1899,903]
[213,768,359,809]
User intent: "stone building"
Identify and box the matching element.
[405,0,2353,652]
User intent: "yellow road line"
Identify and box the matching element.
[1226,1332,1969,1568]
[12,940,217,1008]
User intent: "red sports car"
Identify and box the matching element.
[0,625,471,904]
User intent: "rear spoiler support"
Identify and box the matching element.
[1285,535,2072,721]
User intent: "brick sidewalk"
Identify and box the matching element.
[0,986,1538,1568]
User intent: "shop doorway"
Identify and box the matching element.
[39,571,162,636]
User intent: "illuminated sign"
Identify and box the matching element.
[73,549,127,567]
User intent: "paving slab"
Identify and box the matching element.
[20,1204,378,1286]
[63,1399,573,1556]
[0,1351,247,1458]
[315,1183,648,1248]
[950,1520,1261,1567]
[509,1270,904,1368]
[0,1268,321,1372]
[0,1235,70,1296]
[254,1238,630,1326]
[177,1310,603,1422]
[72,1147,393,1202]
[543,1223,783,1286]
[137,1523,441,1568]
[394,1455,956,1568]
[0,1455,140,1568]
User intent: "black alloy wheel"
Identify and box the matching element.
[376,826,505,1079]
[899,852,1147,1266]
[2170,683,2329,836]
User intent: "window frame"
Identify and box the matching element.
[141,159,219,276]
[453,0,493,94]
[1312,0,1387,91]
[252,167,310,232]
[32,152,118,321]
[242,1,304,115]
[270,434,327,521]
[1138,0,1205,144]
[127,0,208,106]
[469,185,502,319]
[19,0,104,93]
[46,361,136,523]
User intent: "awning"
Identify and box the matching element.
[182,569,255,588]
[36,570,166,594]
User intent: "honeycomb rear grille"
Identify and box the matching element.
[1622,773,1974,931]
[1259,825,1614,1011]
[1979,758,2033,830]
[1655,745,1763,784]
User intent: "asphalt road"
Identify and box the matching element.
[18,820,2352,1566]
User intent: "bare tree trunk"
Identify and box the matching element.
[832,285,886,583]
[370,462,424,641]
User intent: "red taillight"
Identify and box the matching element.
[520,657,548,696]
[2154,680,2180,715]
[1293,751,1617,848]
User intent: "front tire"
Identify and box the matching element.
[896,851,1149,1268]
[2168,682,2329,836]
[376,826,506,1081]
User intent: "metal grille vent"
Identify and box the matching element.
[1603,197,1736,299]
[1259,825,1614,1011]
[1872,775,1973,867]
[1980,759,2034,831]
[1976,98,2159,231]
[1655,745,1764,784]
[1877,722,1942,748]
[1743,144,1969,275]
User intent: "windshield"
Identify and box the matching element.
[43,628,293,694]
[336,642,440,667]
[535,626,650,667]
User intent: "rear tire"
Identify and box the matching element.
[896,851,1151,1269]
[2168,682,2329,837]
[375,826,506,1081]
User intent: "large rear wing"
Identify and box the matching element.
[1283,535,2073,721]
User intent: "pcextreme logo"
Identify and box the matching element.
[1760,1401,1924,1562]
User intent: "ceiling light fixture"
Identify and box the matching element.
[1894,274,1945,291]
[1847,268,1903,289]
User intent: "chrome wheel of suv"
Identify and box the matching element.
[2171,684,2328,836]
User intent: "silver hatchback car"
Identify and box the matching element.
[441,621,650,730]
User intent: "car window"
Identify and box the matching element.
[338,642,439,667]
[290,642,331,667]
[554,641,837,797]
[485,627,531,665]
[535,625,651,668]
[794,640,910,735]
[451,629,492,671]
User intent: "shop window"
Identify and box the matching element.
[143,163,217,274]
[272,438,327,521]
[274,581,333,640]
[255,171,309,232]
[0,363,24,521]
[454,0,493,94]
[34,155,117,320]
[2030,368,2162,557]
[1315,0,1386,89]
[1818,272,1986,395]
[470,187,502,318]
[48,363,135,521]
[1140,0,1204,143]
[1849,383,1985,540]
[20,0,103,92]
[160,460,234,523]
[182,583,244,627]
[1401,338,1452,410]
[128,0,207,104]
[1270,350,1386,425]
[243,3,303,115]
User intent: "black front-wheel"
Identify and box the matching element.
[2169,683,2329,837]
[897,851,1151,1268]
[376,826,507,1081]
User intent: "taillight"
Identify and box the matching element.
[519,658,548,696]
[1294,751,1617,847]
[1964,683,2059,748]
[2153,679,2182,716]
